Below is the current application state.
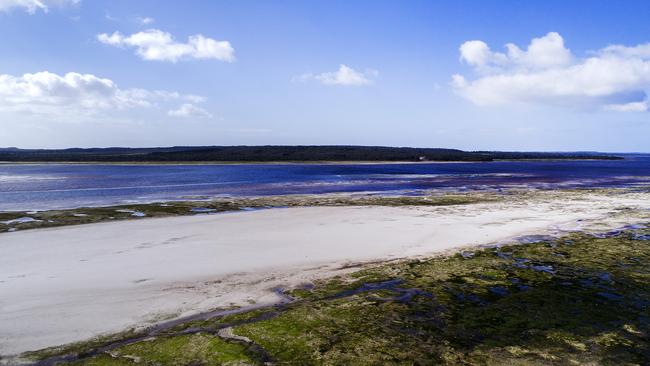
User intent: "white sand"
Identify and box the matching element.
[1,191,650,356]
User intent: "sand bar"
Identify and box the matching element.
[1,190,650,356]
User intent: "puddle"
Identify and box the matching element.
[531,265,555,274]
[328,279,404,299]
[115,209,146,217]
[190,207,217,213]
[461,251,475,259]
[516,235,556,244]
[489,286,509,296]
[597,292,623,301]
[1,217,41,225]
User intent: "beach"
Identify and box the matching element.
[1,189,650,357]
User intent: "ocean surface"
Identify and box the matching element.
[1,155,649,211]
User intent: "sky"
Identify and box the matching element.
[1,0,650,152]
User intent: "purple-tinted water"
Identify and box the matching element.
[1,155,649,211]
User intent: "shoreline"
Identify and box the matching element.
[3,160,478,165]
[2,189,650,356]
[0,157,624,166]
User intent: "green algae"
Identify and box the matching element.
[232,232,650,365]
[25,228,650,365]
[69,333,255,366]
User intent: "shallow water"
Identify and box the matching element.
[1,154,649,211]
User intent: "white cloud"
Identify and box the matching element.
[452,32,650,112]
[459,32,572,72]
[600,43,650,59]
[136,16,154,25]
[295,64,377,86]
[168,103,212,118]
[97,29,235,63]
[604,101,649,112]
[0,70,205,119]
[0,0,78,13]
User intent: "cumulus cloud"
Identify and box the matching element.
[168,103,212,118]
[0,0,78,13]
[97,29,235,63]
[295,64,377,86]
[452,32,650,111]
[0,70,205,119]
[459,32,572,72]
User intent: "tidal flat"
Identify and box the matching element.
[2,188,650,365]
[18,228,650,366]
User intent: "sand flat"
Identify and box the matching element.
[1,191,650,356]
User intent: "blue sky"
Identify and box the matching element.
[1,0,649,151]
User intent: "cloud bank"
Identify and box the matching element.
[0,0,78,13]
[0,70,205,119]
[97,29,235,63]
[296,64,377,86]
[452,32,650,111]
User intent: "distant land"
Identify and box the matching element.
[0,146,622,163]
